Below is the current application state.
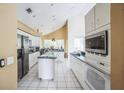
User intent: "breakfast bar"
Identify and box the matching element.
[38,52,57,80]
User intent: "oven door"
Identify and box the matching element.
[84,65,110,90]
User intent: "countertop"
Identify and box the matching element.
[29,51,39,54]
[70,53,110,75]
[38,52,57,59]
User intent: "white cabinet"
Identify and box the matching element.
[17,29,41,47]
[29,52,40,69]
[70,55,86,88]
[28,34,40,47]
[95,3,110,29]
[38,58,55,80]
[85,7,95,34]
[85,4,110,35]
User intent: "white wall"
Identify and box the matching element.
[68,15,85,53]
[67,15,85,67]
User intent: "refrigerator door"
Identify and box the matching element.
[18,58,23,81]
[23,36,29,53]
[17,49,23,82]
[23,51,29,75]
[22,36,29,75]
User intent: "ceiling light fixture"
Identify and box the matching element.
[71,6,75,9]
[52,15,55,17]
[26,8,32,14]
[52,18,56,21]
[52,38,55,42]
[50,4,54,6]
[32,15,36,18]
[41,25,43,27]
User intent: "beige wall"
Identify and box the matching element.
[65,24,68,54]
[111,4,124,89]
[42,24,68,54]
[17,20,43,49]
[0,4,17,89]
[17,20,41,37]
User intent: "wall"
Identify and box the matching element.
[0,4,17,89]
[68,15,85,53]
[111,4,124,89]
[17,20,41,37]
[67,15,85,67]
[42,24,68,54]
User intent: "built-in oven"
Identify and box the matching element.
[86,30,108,55]
[84,64,110,90]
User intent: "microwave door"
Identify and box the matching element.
[86,30,108,55]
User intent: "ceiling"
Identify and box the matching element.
[17,3,95,35]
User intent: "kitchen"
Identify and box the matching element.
[0,3,124,90]
[16,3,110,90]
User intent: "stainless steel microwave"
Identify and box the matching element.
[86,30,108,55]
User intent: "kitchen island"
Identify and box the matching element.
[38,52,57,80]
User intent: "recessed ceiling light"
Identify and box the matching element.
[52,15,55,17]
[52,18,56,21]
[50,4,54,6]
[32,15,36,18]
[41,25,43,27]
[71,6,75,9]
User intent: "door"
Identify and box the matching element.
[17,49,23,81]
[22,36,29,75]
[18,58,23,81]
[85,65,107,90]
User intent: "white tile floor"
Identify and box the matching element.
[17,59,83,90]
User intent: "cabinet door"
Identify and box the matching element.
[95,3,110,29]
[70,55,86,87]
[85,7,95,34]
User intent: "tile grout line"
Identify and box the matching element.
[18,58,82,90]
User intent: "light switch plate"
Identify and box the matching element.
[7,56,14,65]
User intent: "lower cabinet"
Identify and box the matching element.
[70,54,86,88]
[29,51,40,69]
[54,52,64,61]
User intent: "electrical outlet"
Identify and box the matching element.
[0,58,5,68]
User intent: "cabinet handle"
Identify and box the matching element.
[100,62,104,66]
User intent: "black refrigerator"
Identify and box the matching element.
[17,34,29,81]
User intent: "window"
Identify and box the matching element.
[43,39,64,49]
[74,37,85,51]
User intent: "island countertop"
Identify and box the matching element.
[38,52,57,59]
[38,52,56,80]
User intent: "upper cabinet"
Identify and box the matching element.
[30,36,40,47]
[85,4,110,35]
[85,7,95,34]
[95,3,110,29]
